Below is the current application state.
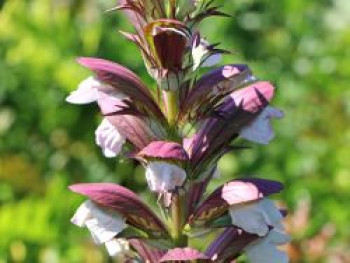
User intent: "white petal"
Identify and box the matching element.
[245,230,290,263]
[267,229,291,245]
[84,205,126,244]
[259,199,284,229]
[192,44,208,70]
[245,241,289,263]
[95,118,126,158]
[70,200,94,227]
[66,77,100,104]
[228,198,283,236]
[105,239,130,257]
[229,205,270,236]
[145,162,187,192]
[71,201,127,244]
[240,106,284,144]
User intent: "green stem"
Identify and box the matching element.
[165,90,178,127]
[171,193,187,247]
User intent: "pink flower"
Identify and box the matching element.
[145,162,187,192]
[95,118,126,158]
[240,106,284,144]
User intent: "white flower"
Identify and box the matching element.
[192,39,222,70]
[71,200,127,246]
[245,229,290,263]
[228,198,284,237]
[145,162,187,192]
[240,106,284,145]
[66,77,101,104]
[95,118,126,158]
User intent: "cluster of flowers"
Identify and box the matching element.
[66,0,289,262]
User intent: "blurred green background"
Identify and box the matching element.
[0,0,349,262]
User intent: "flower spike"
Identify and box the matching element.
[67,1,288,261]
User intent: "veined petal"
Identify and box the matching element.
[129,239,166,263]
[77,57,165,120]
[145,162,187,192]
[240,106,284,144]
[66,76,100,104]
[191,178,283,223]
[145,20,188,71]
[138,141,189,161]
[69,183,168,234]
[180,64,253,121]
[97,91,160,150]
[228,198,283,237]
[227,81,275,113]
[187,81,276,168]
[160,247,209,262]
[71,200,126,244]
[95,118,126,158]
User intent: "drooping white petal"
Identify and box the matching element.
[192,39,222,70]
[245,229,290,263]
[71,201,127,245]
[84,206,126,244]
[105,238,130,257]
[70,200,94,227]
[95,118,126,158]
[66,77,100,104]
[228,198,283,236]
[240,106,284,144]
[145,162,187,192]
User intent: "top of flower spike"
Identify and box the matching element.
[113,0,229,25]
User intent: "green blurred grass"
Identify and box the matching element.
[0,0,349,262]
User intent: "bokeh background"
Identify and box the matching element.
[1,0,349,262]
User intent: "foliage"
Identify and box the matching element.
[0,0,349,262]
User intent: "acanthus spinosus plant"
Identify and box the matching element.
[66,0,289,262]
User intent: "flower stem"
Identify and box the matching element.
[165,90,178,127]
[170,192,187,247]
